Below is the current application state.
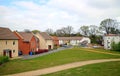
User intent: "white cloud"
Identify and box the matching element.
[0,0,120,32]
[12,1,41,10]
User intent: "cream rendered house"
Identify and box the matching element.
[104,34,120,49]
[0,27,19,58]
[70,37,91,45]
[36,32,53,50]
[58,37,91,46]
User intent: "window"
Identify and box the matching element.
[6,41,7,45]
[13,41,15,45]
[13,50,15,53]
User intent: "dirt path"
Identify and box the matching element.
[7,58,120,76]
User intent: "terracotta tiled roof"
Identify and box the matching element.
[39,32,52,40]
[34,35,39,42]
[0,27,18,40]
[18,32,33,42]
[51,36,59,41]
[58,37,83,40]
[105,34,120,36]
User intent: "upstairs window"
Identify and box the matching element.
[13,41,15,45]
[6,41,7,45]
[13,50,15,53]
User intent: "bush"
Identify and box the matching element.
[0,56,9,65]
[111,42,120,51]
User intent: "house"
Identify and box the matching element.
[14,32,39,55]
[36,32,53,50]
[51,36,59,47]
[103,34,120,49]
[58,37,71,45]
[58,37,91,46]
[0,27,19,58]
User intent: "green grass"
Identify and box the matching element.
[0,48,120,75]
[0,56,9,65]
[80,47,120,54]
[42,61,120,76]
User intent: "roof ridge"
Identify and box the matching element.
[0,27,18,40]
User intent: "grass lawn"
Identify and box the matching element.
[81,47,120,54]
[0,48,120,75]
[42,61,120,76]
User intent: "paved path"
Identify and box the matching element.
[20,47,72,59]
[7,58,120,76]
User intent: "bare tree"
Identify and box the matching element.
[56,29,64,36]
[61,26,73,36]
[45,28,54,35]
[100,18,119,34]
[79,25,89,36]
[66,26,73,36]
[55,26,73,37]
[89,25,103,36]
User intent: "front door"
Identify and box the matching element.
[9,51,12,58]
[3,49,12,58]
[48,45,51,50]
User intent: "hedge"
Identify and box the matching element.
[0,56,9,65]
[111,42,120,51]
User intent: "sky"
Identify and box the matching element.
[0,0,120,32]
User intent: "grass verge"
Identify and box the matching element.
[0,48,120,75]
[42,61,120,76]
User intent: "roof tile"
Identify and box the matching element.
[39,32,52,40]
[0,27,18,40]
[18,32,33,42]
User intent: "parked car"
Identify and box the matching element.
[18,51,22,56]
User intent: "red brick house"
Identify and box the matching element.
[51,36,59,47]
[14,32,39,55]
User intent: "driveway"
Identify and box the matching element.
[20,46,73,59]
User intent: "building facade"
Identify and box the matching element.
[36,32,53,50]
[51,36,59,46]
[104,34,120,49]
[58,37,91,46]
[0,27,19,58]
[14,32,39,55]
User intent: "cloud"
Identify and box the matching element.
[0,0,120,32]
[12,1,41,10]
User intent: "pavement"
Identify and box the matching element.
[7,58,120,76]
[20,46,73,60]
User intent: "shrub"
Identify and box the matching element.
[111,42,120,51]
[53,44,58,49]
[0,56,9,65]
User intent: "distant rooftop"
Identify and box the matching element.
[105,34,120,36]
[58,37,83,40]
[39,32,52,40]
